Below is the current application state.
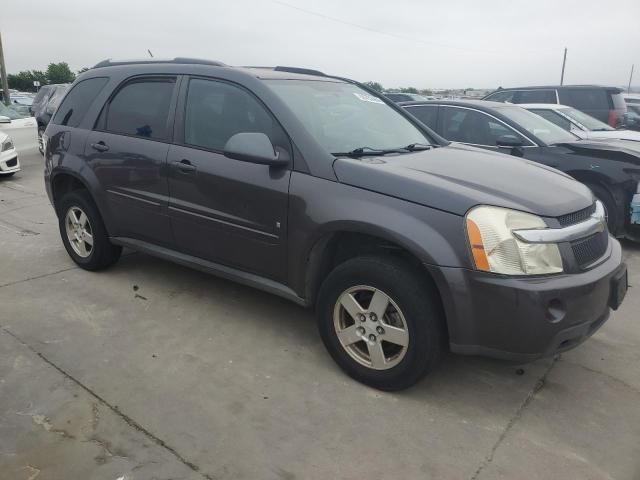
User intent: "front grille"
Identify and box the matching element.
[557,203,596,227]
[5,157,17,167]
[571,230,608,269]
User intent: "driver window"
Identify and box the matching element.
[441,107,524,146]
[184,78,289,154]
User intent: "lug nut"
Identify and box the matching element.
[376,326,384,335]
[370,313,377,322]
[357,327,365,335]
[358,314,366,322]
[369,334,376,342]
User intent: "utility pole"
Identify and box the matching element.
[628,64,635,93]
[560,47,567,86]
[0,31,10,106]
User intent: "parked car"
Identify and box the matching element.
[483,85,628,128]
[623,94,640,131]
[0,131,20,177]
[45,59,627,390]
[384,92,431,102]
[32,84,69,153]
[401,100,640,239]
[0,102,39,152]
[521,103,640,142]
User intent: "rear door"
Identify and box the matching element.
[85,76,178,246]
[166,76,292,281]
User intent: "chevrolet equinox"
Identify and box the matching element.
[44,58,628,390]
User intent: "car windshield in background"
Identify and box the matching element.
[0,102,28,120]
[560,106,613,131]
[497,106,578,145]
[266,80,432,155]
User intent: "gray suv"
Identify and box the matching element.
[44,59,627,390]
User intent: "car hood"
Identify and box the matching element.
[557,139,640,165]
[584,129,640,142]
[333,143,593,217]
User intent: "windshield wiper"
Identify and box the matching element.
[333,143,432,157]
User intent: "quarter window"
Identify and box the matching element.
[184,78,288,153]
[100,78,176,140]
[566,89,609,111]
[52,77,108,128]
[441,107,525,146]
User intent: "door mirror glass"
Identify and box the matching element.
[496,134,523,147]
[223,132,287,166]
[0,116,11,124]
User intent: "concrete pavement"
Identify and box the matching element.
[0,151,639,479]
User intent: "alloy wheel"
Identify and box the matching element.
[65,206,94,258]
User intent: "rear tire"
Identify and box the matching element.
[57,190,122,270]
[38,127,45,155]
[585,183,619,234]
[316,256,446,391]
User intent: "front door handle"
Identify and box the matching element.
[91,141,109,152]
[171,159,196,173]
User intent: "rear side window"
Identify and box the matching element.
[565,89,608,111]
[52,78,108,127]
[33,86,52,105]
[513,90,556,104]
[405,105,438,129]
[99,78,176,140]
[183,78,288,152]
[529,109,571,130]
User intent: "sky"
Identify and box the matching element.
[2,0,639,90]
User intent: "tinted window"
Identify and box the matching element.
[529,109,572,130]
[485,90,515,103]
[184,78,288,152]
[102,78,175,140]
[384,93,412,102]
[514,90,556,104]
[566,89,608,111]
[405,105,438,129]
[45,86,69,114]
[52,78,108,127]
[441,107,525,146]
[32,86,53,105]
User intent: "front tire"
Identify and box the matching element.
[57,190,122,270]
[316,256,446,391]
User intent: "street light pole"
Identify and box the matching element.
[560,47,567,86]
[628,64,635,93]
[0,31,11,106]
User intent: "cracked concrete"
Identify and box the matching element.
[0,151,639,479]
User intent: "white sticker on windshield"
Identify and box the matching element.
[353,92,385,104]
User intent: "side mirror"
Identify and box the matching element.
[496,134,523,148]
[223,132,287,166]
[0,116,11,124]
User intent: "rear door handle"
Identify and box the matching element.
[171,159,196,173]
[91,141,109,152]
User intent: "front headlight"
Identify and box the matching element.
[465,206,563,275]
[1,139,13,152]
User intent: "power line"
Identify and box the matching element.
[268,0,557,55]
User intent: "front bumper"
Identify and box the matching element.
[0,149,20,174]
[428,238,626,362]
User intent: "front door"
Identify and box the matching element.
[167,77,292,281]
[85,76,178,246]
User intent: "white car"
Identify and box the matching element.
[0,102,38,152]
[521,103,640,142]
[0,131,20,177]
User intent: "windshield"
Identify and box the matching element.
[497,106,579,145]
[266,80,432,154]
[0,102,28,120]
[559,107,613,131]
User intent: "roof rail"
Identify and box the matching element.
[273,66,326,76]
[92,58,226,69]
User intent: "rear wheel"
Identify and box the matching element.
[58,190,122,270]
[316,256,446,391]
[38,126,45,155]
[586,183,619,234]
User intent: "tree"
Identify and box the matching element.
[399,87,419,94]
[362,81,384,92]
[46,62,75,84]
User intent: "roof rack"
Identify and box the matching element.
[92,57,226,69]
[273,66,326,76]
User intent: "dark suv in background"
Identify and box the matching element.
[483,85,628,127]
[44,59,626,390]
[31,83,69,153]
